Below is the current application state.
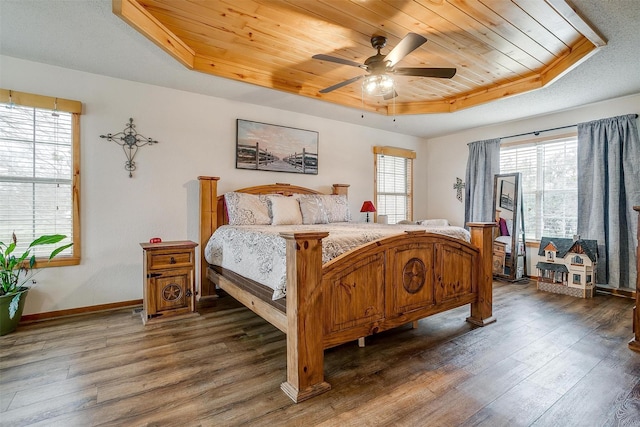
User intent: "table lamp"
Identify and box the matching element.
[360,201,376,223]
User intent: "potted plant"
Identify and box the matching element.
[0,233,72,335]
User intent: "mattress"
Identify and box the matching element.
[205,222,470,300]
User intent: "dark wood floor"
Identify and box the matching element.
[1,280,639,426]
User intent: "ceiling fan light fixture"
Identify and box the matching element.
[363,74,394,96]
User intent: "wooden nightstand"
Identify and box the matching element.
[140,240,199,325]
[492,241,507,275]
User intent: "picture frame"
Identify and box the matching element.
[236,119,318,174]
[499,180,515,211]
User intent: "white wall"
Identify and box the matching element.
[1,56,428,315]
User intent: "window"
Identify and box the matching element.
[572,255,583,265]
[573,274,581,284]
[586,274,592,284]
[500,134,577,240]
[0,89,81,265]
[547,251,555,261]
[374,146,414,225]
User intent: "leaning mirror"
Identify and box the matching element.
[492,173,527,281]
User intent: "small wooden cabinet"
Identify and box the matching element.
[492,241,507,275]
[140,240,198,325]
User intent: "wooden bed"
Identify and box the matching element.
[198,176,496,402]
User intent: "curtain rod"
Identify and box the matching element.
[500,113,638,141]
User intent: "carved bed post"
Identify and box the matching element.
[466,222,497,326]
[332,183,350,196]
[629,206,640,352]
[198,176,220,299]
[280,231,332,402]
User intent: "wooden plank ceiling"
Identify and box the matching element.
[113,0,605,115]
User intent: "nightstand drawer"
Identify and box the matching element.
[149,251,193,270]
[493,242,506,257]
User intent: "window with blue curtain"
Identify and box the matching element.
[500,134,578,240]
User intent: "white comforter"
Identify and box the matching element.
[205,222,470,300]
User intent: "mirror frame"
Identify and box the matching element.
[492,172,525,280]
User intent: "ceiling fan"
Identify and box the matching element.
[312,33,456,100]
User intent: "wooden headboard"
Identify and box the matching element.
[197,176,349,299]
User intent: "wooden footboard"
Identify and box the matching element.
[319,226,495,348]
[278,224,494,401]
[198,176,495,402]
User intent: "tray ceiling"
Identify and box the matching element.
[114,0,605,116]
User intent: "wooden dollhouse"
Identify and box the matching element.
[535,237,599,298]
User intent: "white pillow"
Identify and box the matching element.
[269,196,303,225]
[506,219,514,235]
[417,219,450,227]
[224,192,271,225]
[397,220,416,225]
[317,194,351,223]
[298,195,329,224]
[265,193,284,221]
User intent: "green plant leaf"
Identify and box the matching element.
[29,235,66,248]
[2,234,71,294]
[5,242,16,256]
[16,250,30,265]
[49,243,73,259]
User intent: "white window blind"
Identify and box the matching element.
[0,103,74,257]
[500,135,578,240]
[375,151,413,224]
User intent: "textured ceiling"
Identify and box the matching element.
[1,0,639,138]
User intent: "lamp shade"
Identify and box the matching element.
[360,201,376,213]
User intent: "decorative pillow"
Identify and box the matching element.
[498,218,509,236]
[317,194,351,223]
[269,196,303,225]
[224,192,271,225]
[265,193,284,220]
[298,195,329,224]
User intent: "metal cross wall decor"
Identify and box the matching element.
[100,118,158,177]
[453,177,465,202]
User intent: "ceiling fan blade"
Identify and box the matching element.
[383,90,398,101]
[312,54,364,69]
[393,67,457,78]
[385,33,428,67]
[319,75,365,93]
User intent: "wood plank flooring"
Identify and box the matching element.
[1,280,639,426]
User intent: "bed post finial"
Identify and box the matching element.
[332,184,350,196]
[198,176,220,299]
